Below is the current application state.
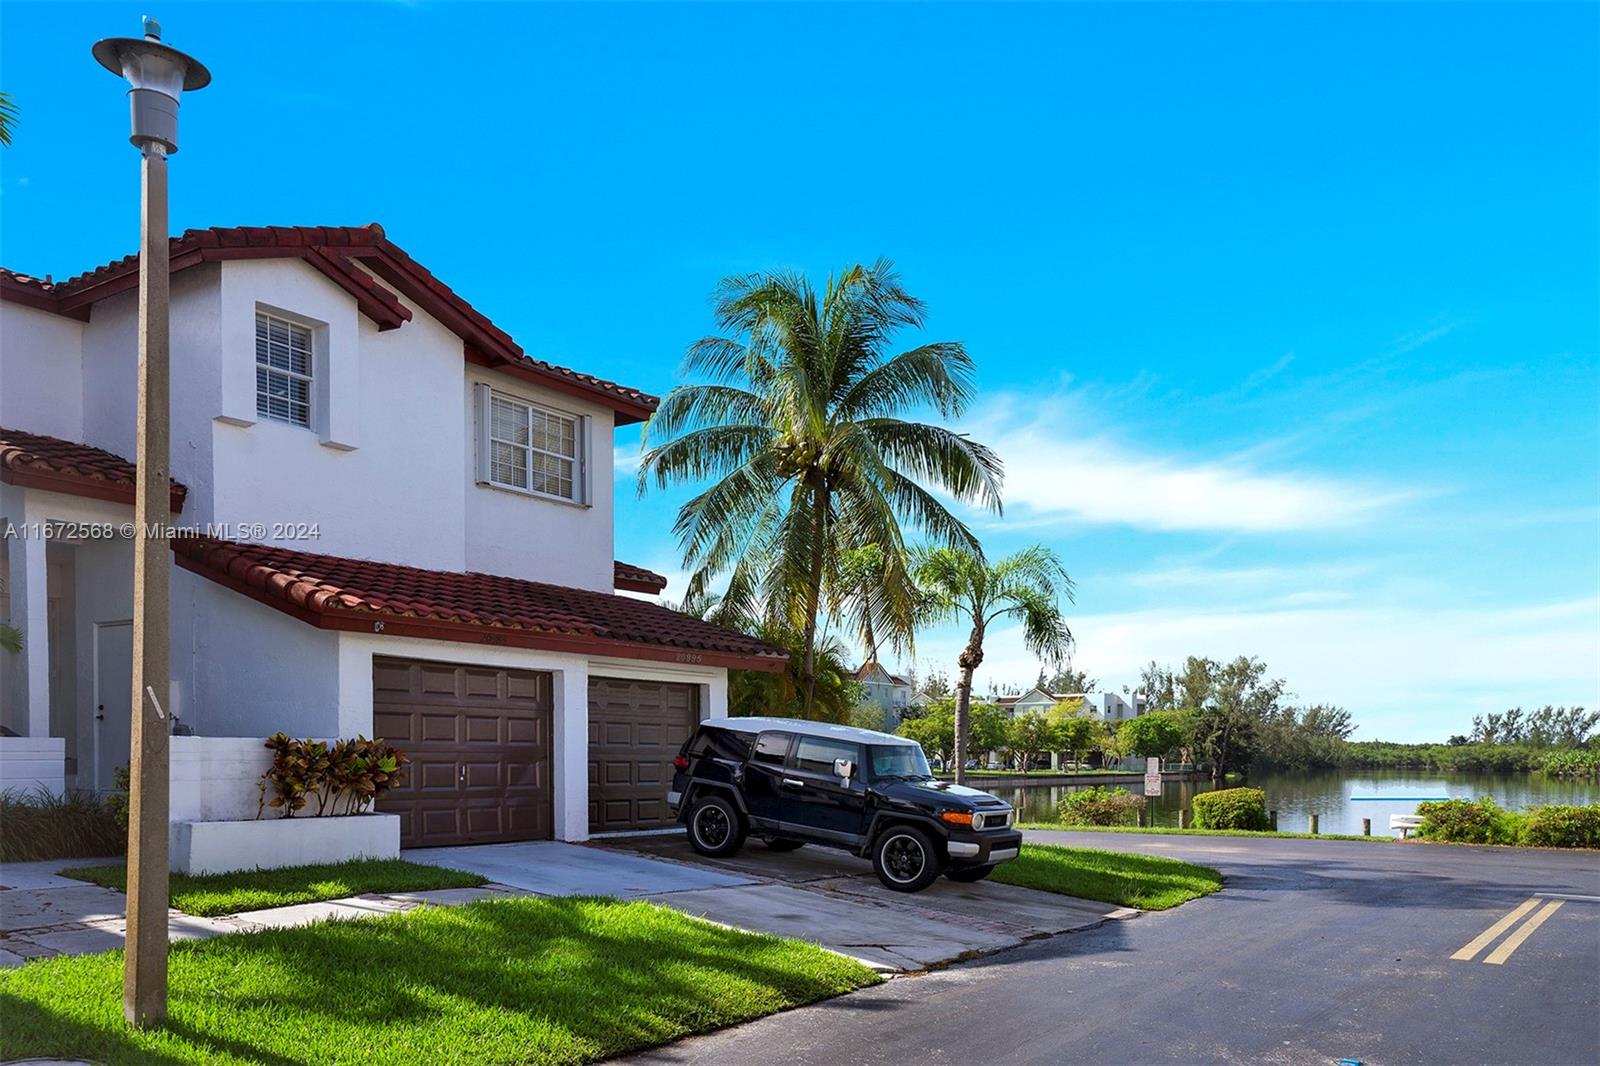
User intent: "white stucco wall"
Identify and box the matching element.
[177,571,342,738]
[211,259,468,568]
[0,303,84,441]
[77,266,222,516]
[462,368,617,591]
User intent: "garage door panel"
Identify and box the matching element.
[375,657,553,848]
[587,678,699,833]
[417,760,458,791]
[373,710,412,740]
[420,713,458,742]
[463,716,501,743]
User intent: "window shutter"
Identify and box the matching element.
[578,414,592,505]
[473,383,492,485]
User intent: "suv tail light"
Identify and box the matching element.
[673,754,690,771]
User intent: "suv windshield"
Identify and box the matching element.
[868,744,933,780]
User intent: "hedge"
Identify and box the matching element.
[1417,798,1600,848]
[1191,787,1270,831]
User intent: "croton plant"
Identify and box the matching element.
[257,733,409,818]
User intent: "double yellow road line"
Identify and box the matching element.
[1451,898,1565,965]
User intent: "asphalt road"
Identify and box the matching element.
[627,831,1600,1066]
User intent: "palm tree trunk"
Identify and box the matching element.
[953,627,984,786]
[800,476,827,716]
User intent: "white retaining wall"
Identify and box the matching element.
[171,813,400,875]
[0,736,67,798]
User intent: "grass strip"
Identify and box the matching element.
[1018,822,1391,843]
[0,895,879,1065]
[989,843,1223,911]
[59,858,488,917]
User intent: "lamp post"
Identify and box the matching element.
[92,16,209,1028]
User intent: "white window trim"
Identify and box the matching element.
[474,383,590,507]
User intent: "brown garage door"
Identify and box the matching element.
[374,656,553,848]
[588,678,699,832]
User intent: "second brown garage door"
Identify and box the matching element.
[374,656,553,848]
[588,678,699,832]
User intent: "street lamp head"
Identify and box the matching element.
[92,17,210,154]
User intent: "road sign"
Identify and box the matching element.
[1144,756,1162,797]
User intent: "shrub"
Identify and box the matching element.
[1415,798,1520,845]
[0,787,126,862]
[1518,804,1600,849]
[258,733,409,818]
[106,764,131,830]
[1057,786,1145,826]
[1191,787,1270,831]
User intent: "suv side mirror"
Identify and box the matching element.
[833,758,855,780]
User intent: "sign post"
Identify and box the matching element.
[1143,756,1162,798]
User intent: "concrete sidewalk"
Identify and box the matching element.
[0,840,741,966]
[0,857,541,966]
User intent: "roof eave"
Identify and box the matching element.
[174,550,787,673]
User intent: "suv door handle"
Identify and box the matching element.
[781,778,804,788]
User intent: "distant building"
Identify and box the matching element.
[994,687,1147,722]
[854,662,914,728]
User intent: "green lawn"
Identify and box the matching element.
[0,896,879,1066]
[60,858,487,917]
[1018,822,1392,843]
[990,844,1223,910]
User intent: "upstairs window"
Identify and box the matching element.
[255,312,313,428]
[475,386,587,503]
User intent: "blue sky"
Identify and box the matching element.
[2,2,1595,741]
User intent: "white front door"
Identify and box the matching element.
[92,620,132,793]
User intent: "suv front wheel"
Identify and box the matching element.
[687,794,746,857]
[872,825,943,892]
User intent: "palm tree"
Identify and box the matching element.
[831,543,896,665]
[639,261,1002,714]
[914,545,1075,783]
[0,92,18,147]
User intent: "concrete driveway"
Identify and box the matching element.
[599,832,1131,972]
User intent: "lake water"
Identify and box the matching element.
[999,769,1600,837]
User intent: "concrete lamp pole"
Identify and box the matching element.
[91,17,209,1028]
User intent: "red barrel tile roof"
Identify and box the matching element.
[0,427,187,512]
[0,223,658,424]
[613,560,669,594]
[173,536,785,672]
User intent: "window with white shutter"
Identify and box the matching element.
[255,312,314,428]
[476,386,586,503]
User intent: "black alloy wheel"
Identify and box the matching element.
[687,795,746,857]
[872,825,943,892]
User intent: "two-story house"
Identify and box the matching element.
[852,662,913,728]
[0,224,784,859]
[995,687,1147,723]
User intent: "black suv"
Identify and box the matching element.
[668,716,1021,892]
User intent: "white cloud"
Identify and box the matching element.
[963,396,1416,534]
[1124,562,1370,589]
[909,597,1600,741]
[613,444,643,477]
